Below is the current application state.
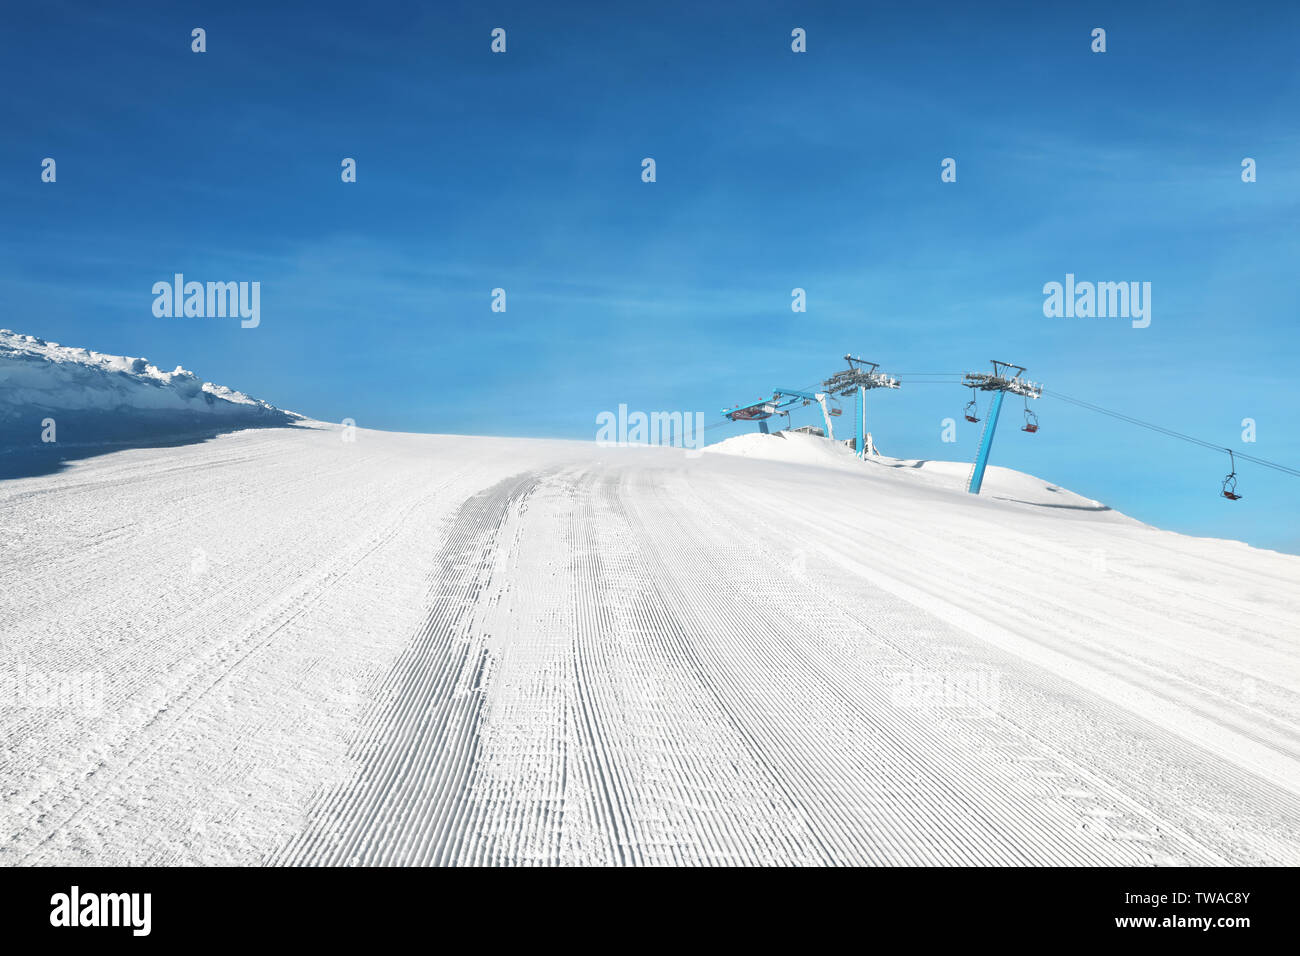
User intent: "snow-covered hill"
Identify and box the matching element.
[2,413,1298,866]
[707,429,1119,513]
[0,329,296,452]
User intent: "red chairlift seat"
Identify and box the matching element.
[1022,404,1039,434]
[1222,489,1242,500]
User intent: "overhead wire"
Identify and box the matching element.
[709,373,1300,479]
[1044,390,1300,479]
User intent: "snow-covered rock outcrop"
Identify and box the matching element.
[0,329,297,448]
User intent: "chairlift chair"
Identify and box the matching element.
[1022,400,1039,434]
[963,389,980,423]
[1221,450,1242,500]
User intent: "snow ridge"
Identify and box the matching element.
[0,329,296,448]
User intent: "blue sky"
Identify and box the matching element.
[3,0,1298,552]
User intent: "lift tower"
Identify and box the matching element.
[822,356,901,458]
[962,361,1042,494]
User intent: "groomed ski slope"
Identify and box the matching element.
[2,425,1298,866]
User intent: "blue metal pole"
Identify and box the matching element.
[759,419,769,434]
[967,389,1005,494]
[856,385,865,458]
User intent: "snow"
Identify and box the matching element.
[2,349,1299,866]
[708,430,1113,511]
[0,329,296,454]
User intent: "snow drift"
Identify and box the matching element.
[0,328,296,451]
[706,430,1116,512]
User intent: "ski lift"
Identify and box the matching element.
[1221,450,1242,500]
[963,388,980,423]
[1022,399,1039,433]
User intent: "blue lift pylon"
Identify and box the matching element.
[822,356,900,458]
[857,385,866,456]
[962,361,1043,494]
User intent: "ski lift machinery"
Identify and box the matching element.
[822,355,901,458]
[721,356,899,450]
[722,388,839,437]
